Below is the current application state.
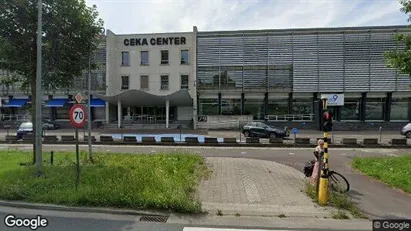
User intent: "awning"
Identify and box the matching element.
[90,98,105,107]
[46,98,68,107]
[4,99,29,107]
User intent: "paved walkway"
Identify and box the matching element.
[198,157,336,218]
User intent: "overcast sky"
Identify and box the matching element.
[85,0,409,34]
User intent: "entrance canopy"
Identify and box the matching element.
[93,89,193,106]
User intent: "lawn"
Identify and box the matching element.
[352,155,411,194]
[0,150,210,213]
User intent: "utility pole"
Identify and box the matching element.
[35,0,43,176]
[87,55,93,161]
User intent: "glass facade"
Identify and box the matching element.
[391,97,411,120]
[292,99,313,115]
[267,100,288,115]
[341,98,361,120]
[199,99,219,115]
[244,99,264,120]
[365,97,386,120]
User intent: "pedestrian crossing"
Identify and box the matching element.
[183,228,293,231]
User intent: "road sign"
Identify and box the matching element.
[69,104,87,128]
[292,127,299,134]
[74,93,83,104]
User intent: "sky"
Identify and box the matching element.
[84,0,410,34]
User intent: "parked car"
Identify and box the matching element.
[401,123,411,138]
[42,120,60,130]
[242,122,289,138]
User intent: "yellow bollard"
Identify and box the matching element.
[318,131,329,205]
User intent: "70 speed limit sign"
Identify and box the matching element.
[69,104,87,128]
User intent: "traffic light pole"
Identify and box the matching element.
[318,96,330,205]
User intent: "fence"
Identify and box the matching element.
[265,114,315,121]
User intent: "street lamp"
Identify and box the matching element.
[35,0,43,176]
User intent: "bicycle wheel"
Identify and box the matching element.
[329,171,350,193]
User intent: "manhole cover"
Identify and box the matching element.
[139,216,168,223]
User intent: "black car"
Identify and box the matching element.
[242,122,289,138]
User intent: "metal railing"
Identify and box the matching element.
[0,114,31,121]
[265,114,315,121]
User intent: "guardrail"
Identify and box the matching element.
[3,135,409,148]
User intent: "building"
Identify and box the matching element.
[1,25,411,130]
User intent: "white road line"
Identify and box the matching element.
[183,228,291,231]
[241,152,247,155]
[289,153,295,155]
[341,153,347,156]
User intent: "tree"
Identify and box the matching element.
[384,0,411,75]
[0,0,104,164]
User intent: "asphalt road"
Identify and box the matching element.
[3,144,411,220]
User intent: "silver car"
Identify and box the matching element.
[401,123,411,138]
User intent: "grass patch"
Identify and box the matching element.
[331,210,349,219]
[278,213,287,218]
[352,155,411,194]
[304,182,367,219]
[0,150,210,213]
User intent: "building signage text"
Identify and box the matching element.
[124,37,186,46]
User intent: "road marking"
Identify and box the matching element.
[183,228,291,231]
[341,153,347,156]
[241,152,247,155]
[289,152,295,155]
[387,153,398,157]
[151,150,156,153]
[106,150,111,152]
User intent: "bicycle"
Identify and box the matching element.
[303,159,350,193]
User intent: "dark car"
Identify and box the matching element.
[42,120,60,130]
[401,123,411,138]
[242,122,289,138]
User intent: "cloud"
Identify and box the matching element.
[85,0,408,34]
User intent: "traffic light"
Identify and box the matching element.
[323,110,333,132]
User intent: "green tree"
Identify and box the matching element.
[0,0,104,163]
[384,0,411,75]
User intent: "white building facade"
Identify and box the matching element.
[99,27,198,129]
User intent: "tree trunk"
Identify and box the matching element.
[31,74,37,165]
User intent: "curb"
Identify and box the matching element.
[0,200,170,217]
[1,141,410,149]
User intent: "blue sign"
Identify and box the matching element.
[292,128,299,134]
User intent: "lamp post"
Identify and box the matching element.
[35,0,43,176]
[87,55,92,160]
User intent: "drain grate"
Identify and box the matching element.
[139,216,168,223]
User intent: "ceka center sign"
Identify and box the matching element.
[321,94,344,106]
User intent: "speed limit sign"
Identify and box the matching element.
[69,104,87,128]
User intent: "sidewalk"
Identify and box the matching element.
[198,157,336,218]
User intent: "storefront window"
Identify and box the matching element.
[221,98,242,115]
[244,98,264,120]
[365,97,385,120]
[341,98,360,120]
[292,99,313,115]
[199,99,219,115]
[267,100,288,115]
[56,107,69,120]
[391,97,411,121]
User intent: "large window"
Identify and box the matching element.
[121,51,129,66]
[180,75,189,89]
[341,98,360,120]
[268,100,288,116]
[160,75,169,90]
[140,75,148,89]
[161,50,169,65]
[221,99,242,115]
[199,99,219,115]
[181,50,189,65]
[292,99,312,115]
[121,76,129,90]
[244,98,264,120]
[56,107,69,120]
[141,51,149,65]
[365,97,385,120]
[391,97,411,120]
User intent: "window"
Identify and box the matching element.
[141,51,149,65]
[341,98,361,120]
[199,98,219,115]
[221,98,242,115]
[180,75,189,89]
[292,99,313,115]
[121,76,129,90]
[121,51,129,66]
[365,97,385,120]
[181,50,189,64]
[244,98,265,120]
[391,97,411,120]
[160,75,169,90]
[140,75,149,89]
[160,50,169,65]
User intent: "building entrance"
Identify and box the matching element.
[122,106,176,123]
